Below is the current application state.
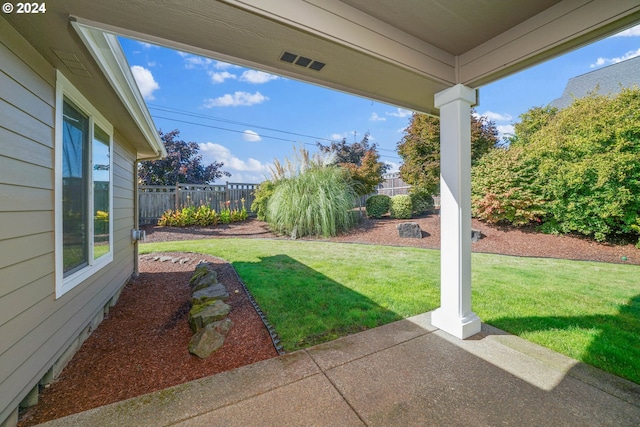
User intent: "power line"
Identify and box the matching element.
[151,115,402,162]
[148,103,400,154]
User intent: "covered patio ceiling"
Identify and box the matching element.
[5,0,640,116]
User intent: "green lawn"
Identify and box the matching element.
[141,238,640,384]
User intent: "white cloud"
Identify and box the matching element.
[479,111,513,122]
[370,113,386,122]
[199,143,269,175]
[240,70,279,84]
[590,47,640,68]
[208,71,237,84]
[203,91,269,107]
[242,130,262,142]
[613,24,640,37]
[177,52,215,69]
[329,133,345,141]
[214,61,237,70]
[147,61,157,67]
[137,41,158,49]
[384,161,400,173]
[130,65,159,100]
[186,56,214,69]
[497,124,515,139]
[386,108,412,118]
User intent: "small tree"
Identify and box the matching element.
[138,129,230,185]
[397,111,498,198]
[317,133,390,196]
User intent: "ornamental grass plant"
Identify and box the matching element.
[267,165,357,238]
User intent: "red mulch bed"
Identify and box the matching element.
[18,216,639,425]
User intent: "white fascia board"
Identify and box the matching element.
[70,18,167,160]
[458,0,640,87]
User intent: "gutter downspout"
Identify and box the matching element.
[133,160,140,277]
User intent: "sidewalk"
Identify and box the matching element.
[37,312,640,426]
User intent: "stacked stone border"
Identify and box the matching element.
[142,252,285,356]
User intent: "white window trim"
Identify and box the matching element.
[55,70,114,298]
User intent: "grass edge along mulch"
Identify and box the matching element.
[141,238,640,385]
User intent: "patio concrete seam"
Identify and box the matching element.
[307,327,438,371]
[163,371,328,427]
[304,349,369,426]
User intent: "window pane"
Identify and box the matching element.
[62,100,89,276]
[93,125,110,260]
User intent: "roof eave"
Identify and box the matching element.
[71,18,167,160]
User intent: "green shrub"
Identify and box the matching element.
[531,88,640,241]
[251,180,276,221]
[471,147,546,226]
[266,165,357,238]
[408,188,434,215]
[365,194,390,218]
[390,195,412,219]
[157,203,247,227]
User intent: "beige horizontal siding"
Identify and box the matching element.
[0,22,140,423]
[0,69,54,127]
[0,253,53,299]
[0,127,52,169]
[0,156,52,190]
[0,184,53,212]
[0,211,52,241]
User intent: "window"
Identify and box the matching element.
[55,72,113,297]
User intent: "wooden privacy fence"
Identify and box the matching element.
[139,183,258,225]
[376,172,410,196]
[138,175,431,225]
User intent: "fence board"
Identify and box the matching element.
[376,172,410,196]
[138,183,257,225]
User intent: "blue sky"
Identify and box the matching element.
[120,23,640,184]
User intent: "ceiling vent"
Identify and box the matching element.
[52,49,91,77]
[279,51,325,71]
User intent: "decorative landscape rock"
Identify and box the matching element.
[189,263,219,291]
[397,222,422,238]
[471,228,483,242]
[185,261,235,358]
[191,283,229,305]
[189,300,231,332]
[188,318,233,358]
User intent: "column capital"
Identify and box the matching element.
[434,84,476,108]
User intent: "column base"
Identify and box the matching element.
[431,308,481,339]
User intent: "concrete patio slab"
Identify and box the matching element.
[173,374,364,427]
[324,327,640,426]
[36,351,320,427]
[35,312,640,427]
[307,312,437,370]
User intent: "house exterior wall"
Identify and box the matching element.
[0,21,137,425]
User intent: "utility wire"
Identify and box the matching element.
[152,114,403,161]
[148,103,400,155]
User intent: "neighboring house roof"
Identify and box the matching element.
[551,56,640,109]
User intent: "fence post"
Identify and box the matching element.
[175,184,180,210]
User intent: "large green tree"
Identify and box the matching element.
[396,111,499,196]
[138,129,230,185]
[317,133,390,196]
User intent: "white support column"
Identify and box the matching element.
[431,84,481,339]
